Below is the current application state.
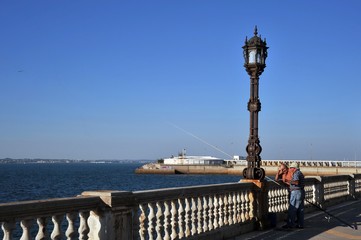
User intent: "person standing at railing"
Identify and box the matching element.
[282,162,305,229]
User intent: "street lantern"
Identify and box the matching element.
[242,26,268,180]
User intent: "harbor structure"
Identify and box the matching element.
[162,150,224,165]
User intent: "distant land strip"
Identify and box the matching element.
[0,158,154,164]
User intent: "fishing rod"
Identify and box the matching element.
[168,122,358,230]
[265,176,358,230]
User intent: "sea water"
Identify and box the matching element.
[0,162,242,203]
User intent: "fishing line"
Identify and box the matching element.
[167,122,233,158]
[168,122,358,230]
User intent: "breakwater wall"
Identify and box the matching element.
[135,163,361,176]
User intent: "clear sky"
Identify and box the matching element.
[1,0,360,161]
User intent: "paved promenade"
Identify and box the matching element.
[235,199,361,240]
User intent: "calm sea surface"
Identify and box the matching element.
[0,163,242,203]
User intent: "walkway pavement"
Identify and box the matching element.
[235,199,361,240]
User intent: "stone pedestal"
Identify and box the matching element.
[241,180,270,230]
[82,190,134,240]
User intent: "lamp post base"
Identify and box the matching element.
[243,167,265,180]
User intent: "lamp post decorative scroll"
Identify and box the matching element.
[242,26,268,180]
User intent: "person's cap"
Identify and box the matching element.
[290,162,299,169]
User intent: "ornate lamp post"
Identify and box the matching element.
[242,26,268,180]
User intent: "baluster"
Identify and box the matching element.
[236,192,241,223]
[170,200,177,240]
[240,192,246,222]
[227,193,233,225]
[268,189,274,213]
[65,212,77,239]
[78,211,89,240]
[223,194,228,225]
[51,214,63,240]
[282,188,287,210]
[218,195,224,227]
[273,188,279,212]
[147,202,155,240]
[202,196,208,232]
[243,191,249,221]
[273,188,284,212]
[20,219,33,240]
[232,192,237,224]
[208,196,213,230]
[306,185,314,207]
[355,179,361,192]
[139,204,147,240]
[163,201,170,240]
[213,195,219,229]
[197,197,202,234]
[267,188,272,212]
[277,188,282,211]
[191,197,196,235]
[279,188,286,212]
[248,191,255,220]
[178,198,184,239]
[36,217,48,240]
[184,198,191,237]
[2,221,16,240]
[278,187,282,210]
[155,201,163,240]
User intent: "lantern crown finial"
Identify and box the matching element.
[243,26,268,67]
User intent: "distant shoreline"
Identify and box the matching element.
[0,158,153,164]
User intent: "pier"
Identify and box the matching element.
[0,173,360,239]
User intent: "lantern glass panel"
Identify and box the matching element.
[256,52,261,63]
[248,49,256,64]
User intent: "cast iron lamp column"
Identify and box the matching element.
[242,26,268,180]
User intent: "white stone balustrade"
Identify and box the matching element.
[129,182,256,240]
[0,174,360,240]
[0,196,101,240]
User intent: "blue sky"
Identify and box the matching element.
[0,1,360,160]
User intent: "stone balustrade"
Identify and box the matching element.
[130,182,256,240]
[1,174,360,240]
[0,196,102,239]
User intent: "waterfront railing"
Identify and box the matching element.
[1,174,360,239]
